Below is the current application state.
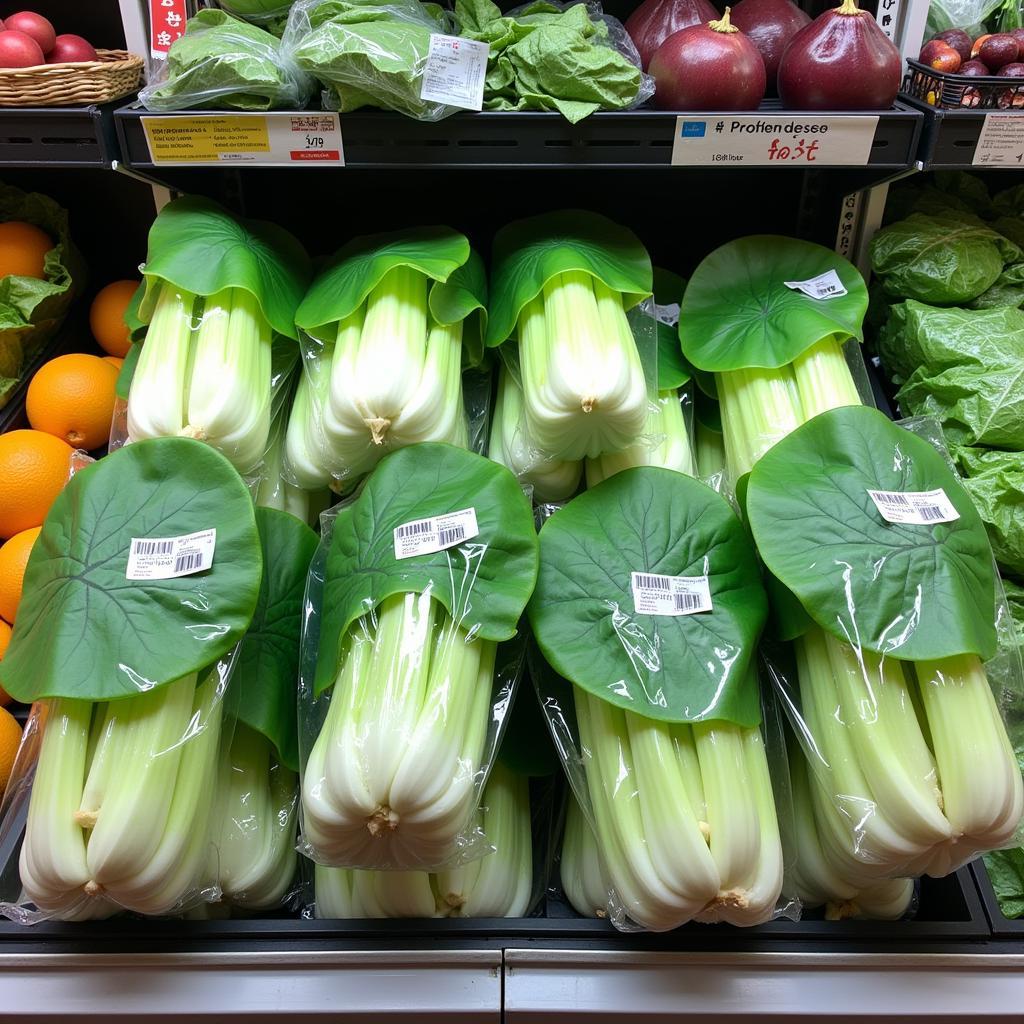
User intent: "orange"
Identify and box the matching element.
[0,620,11,707]
[0,526,41,624]
[26,353,118,451]
[0,707,21,794]
[0,221,52,280]
[89,279,139,358]
[103,356,124,370]
[0,430,72,539]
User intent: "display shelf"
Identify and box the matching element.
[0,103,123,168]
[900,95,1024,169]
[112,104,924,173]
[972,861,1024,939]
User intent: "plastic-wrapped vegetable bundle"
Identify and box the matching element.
[0,440,262,921]
[529,466,786,931]
[314,761,534,918]
[486,211,655,467]
[298,443,538,871]
[560,792,610,918]
[288,228,487,490]
[680,236,1024,881]
[123,197,311,475]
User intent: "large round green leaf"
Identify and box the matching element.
[485,210,652,348]
[679,236,868,372]
[294,226,481,343]
[314,443,539,694]
[746,406,997,662]
[140,195,311,340]
[0,438,262,703]
[234,508,318,771]
[527,467,767,726]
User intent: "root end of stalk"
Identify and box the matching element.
[444,893,466,909]
[73,810,98,828]
[367,418,391,445]
[178,425,207,442]
[84,880,104,896]
[580,397,596,413]
[367,805,399,837]
[826,900,857,921]
[595,908,607,919]
[698,820,711,842]
[712,888,750,910]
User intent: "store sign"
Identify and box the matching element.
[141,113,345,166]
[671,115,878,167]
[973,114,1024,167]
[149,0,186,60]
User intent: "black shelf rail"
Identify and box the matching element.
[0,103,122,168]
[900,94,1024,170]
[971,861,1024,939]
[113,104,924,173]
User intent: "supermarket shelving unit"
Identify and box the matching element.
[4,0,1024,1020]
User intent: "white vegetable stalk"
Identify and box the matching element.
[313,761,532,919]
[560,792,610,918]
[284,361,335,490]
[585,389,695,487]
[518,272,648,462]
[489,363,582,502]
[20,672,225,918]
[127,282,275,474]
[320,268,468,481]
[301,592,494,870]
[718,332,1024,877]
[257,403,331,527]
[215,723,298,910]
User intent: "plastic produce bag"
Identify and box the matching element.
[747,407,1024,882]
[297,442,539,871]
[219,0,297,33]
[283,0,461,119]
[0,438,263,922]
[139,9,314,111]
[117,196,311,477]
[286,227,488,490]
[955,446,1024,578]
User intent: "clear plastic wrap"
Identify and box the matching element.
[559,790,610,918]
[747,408,1024,883]
[219,0,297,28]
[0,656,237,923]
[296,442,538,871]
[139,9,315,111]
[283,0,462,120]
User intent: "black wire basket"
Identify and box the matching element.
[904,58,1024,110]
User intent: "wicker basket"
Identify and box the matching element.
[0,50,144,108]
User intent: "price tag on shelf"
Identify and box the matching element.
[141,113,345,166]
[149,0,187,60]
[671,115,878,167]
[973,114,1024,167]
[420,34,488,111]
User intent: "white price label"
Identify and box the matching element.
[631,572,713,617]
[141,113,344,166]
[126,529,216,581]
[393,507,480,560]
[867,488,960,526]
[654,302,680,326]
[784,269,848,301]
[420,34,488,111]
[671,115,878,167]
[973,114,1024,167]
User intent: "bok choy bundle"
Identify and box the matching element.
[299,443,538,871]
[292,228,487,487]
[126,197,310,474]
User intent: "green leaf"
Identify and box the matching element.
[431,248,489,368]
[115,341,143,402]
[984,850,1024,920]
[140,195,311,340]
[124,280,147,342]
[294,225,477,343]
[955,446,1024,579]
[679,236,868,372]
[314,442,539,694]
[485,210,652,348]
[234,508,318,771]
[0,438,262,703]
[653,267,689,390]
[746,406,997,663]
[527,467,767,726]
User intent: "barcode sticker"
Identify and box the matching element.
[126,529,216,580]
[393,507,479,560]
[631,571,713,617]
[783,269,848,301]
[867,488,960,526]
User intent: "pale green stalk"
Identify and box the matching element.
[560,792,609,918]
[284,360,335,490]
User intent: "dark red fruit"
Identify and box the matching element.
[778,0,901,110]
[730,0,811,93]
[650,7,767,110]
[979,33,1019,70]
[972,34,993,58]
[932,28,972,62]
[920,38,961,72]
[959,59,991,75]
[997,63,1024,106]
[625,0,720,69]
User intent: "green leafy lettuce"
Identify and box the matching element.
[955,446,1024,579]
[139,9,313,111]
[0,184,82,409]
[455,0,647,123]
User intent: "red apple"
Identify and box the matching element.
[0,29,44,68]
[3,12,54,55]
[48,34,98,64]
[920,38,961,72]
[959,59,991,75]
